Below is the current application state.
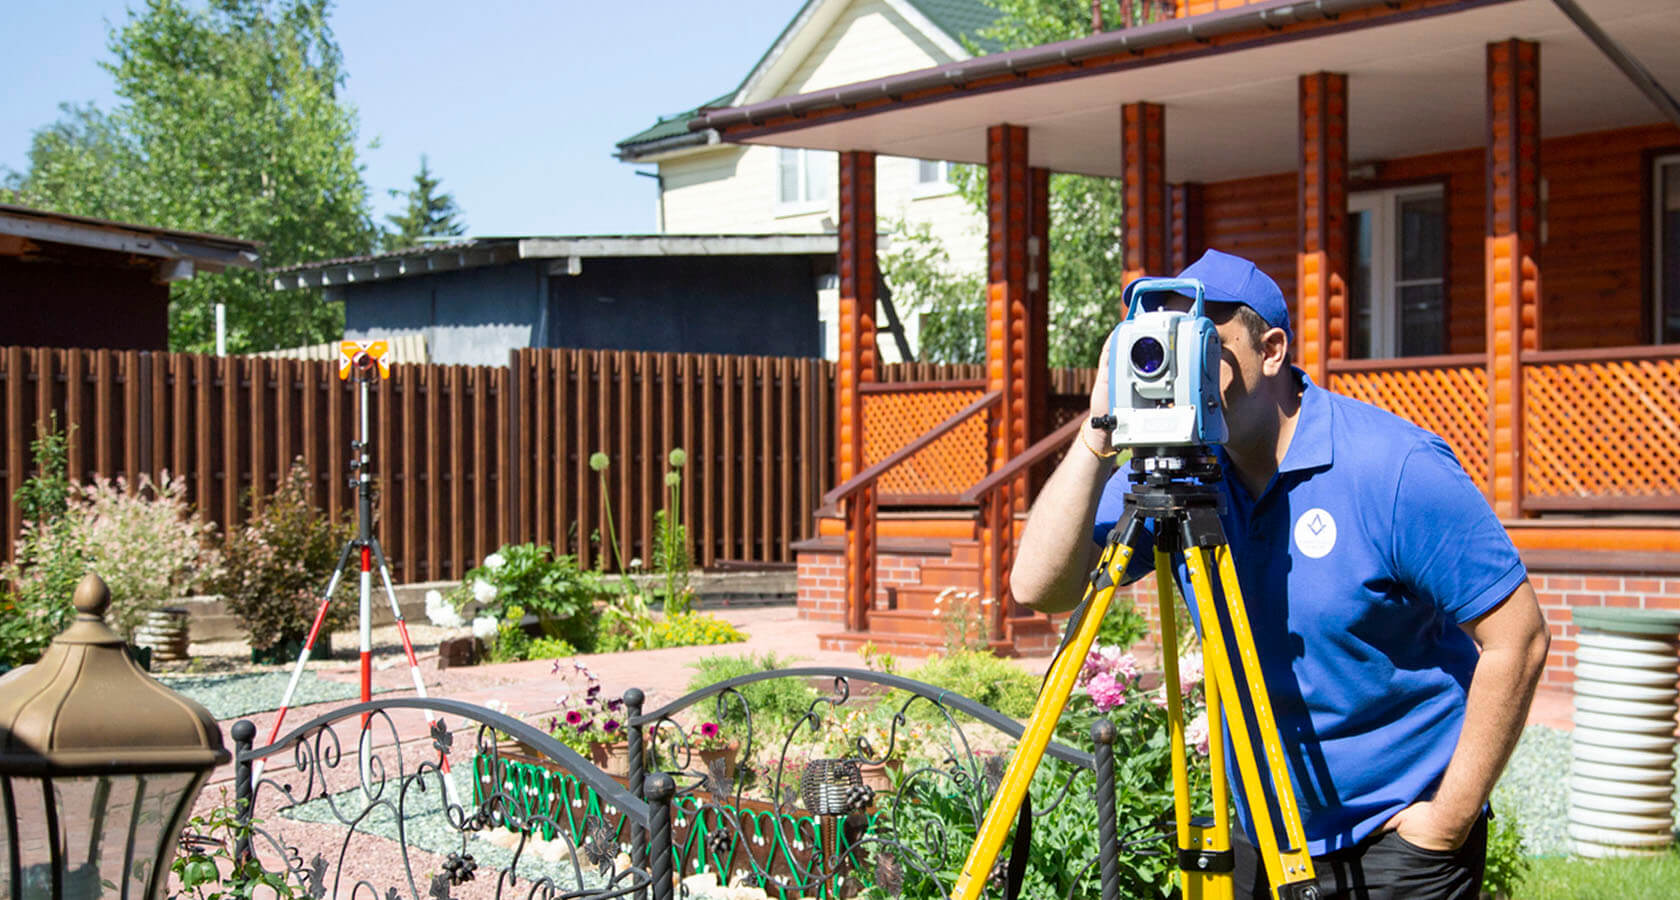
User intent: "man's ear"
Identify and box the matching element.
[1260,328,1290,375]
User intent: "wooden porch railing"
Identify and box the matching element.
[1327,354,1490,491]
[860,380,990,502]
[1523,345,1680,511]
[961,415,1086,639]
[824,390,1001,633]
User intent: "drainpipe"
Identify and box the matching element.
[635,169,666,233]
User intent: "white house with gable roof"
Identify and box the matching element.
[616,0,1001,362]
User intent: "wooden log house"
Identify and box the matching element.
[689,0,1680,689]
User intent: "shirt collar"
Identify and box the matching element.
[1276,367,1333,474]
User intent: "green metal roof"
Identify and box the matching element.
[616,0,1001,152]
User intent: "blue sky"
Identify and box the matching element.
[1,0,799,237]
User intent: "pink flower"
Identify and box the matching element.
[699,722,720,739]
[1186,711,1210,757]
[1178,652,1204,698]
[565,710,584,726]
[1085,672,1128,712]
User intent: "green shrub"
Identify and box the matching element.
[75,472,221,637]
[1481,811,1530,899]
[647,611,743,648]
[451,543,603,653]
[2,418,85,667]
[685,651,817,733]
[213,462,354,652]
[908,649,1042,718]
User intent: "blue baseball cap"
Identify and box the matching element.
[1173,248,1292,342]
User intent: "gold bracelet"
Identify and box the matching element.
[1081,428,1118,461]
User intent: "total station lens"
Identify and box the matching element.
[1130,337,1166,376]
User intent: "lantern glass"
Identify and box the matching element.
[7,771,200,900]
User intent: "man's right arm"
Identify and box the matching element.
[1011,337,1121,614]
[1008,423,1115,614]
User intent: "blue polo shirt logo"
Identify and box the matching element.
[1293,507,1337,558]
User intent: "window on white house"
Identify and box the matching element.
[1654,153,1680,343]
[777,147,832,210]
[916,159,950,185]
[1347,185,1447,358]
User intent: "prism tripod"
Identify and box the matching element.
[951,447,1319,900]
[254,341,452,794]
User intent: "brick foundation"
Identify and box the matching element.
[1531,570,1680,688]
[796,549,945,624]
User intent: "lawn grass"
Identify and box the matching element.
[1518,848,1680,899]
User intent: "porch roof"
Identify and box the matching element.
[690,0,1680,183]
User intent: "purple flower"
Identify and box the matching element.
[576,719,594,733]
[586,684,601,699]
[606,698,623,712]
[547,716,559,731]
[566,710,584,726]
[699,722,720,739]
[602,718,621,734]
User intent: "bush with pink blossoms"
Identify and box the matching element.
[75,472,222,638]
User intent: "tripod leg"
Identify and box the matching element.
[370,539,459,803]
[1184,546,1316,900]
[950,516,1142,900]
[253,539,355,787]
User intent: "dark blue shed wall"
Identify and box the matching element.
[548,255,819,357]
[343,262,546,366]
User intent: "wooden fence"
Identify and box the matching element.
[0,348,1093,582]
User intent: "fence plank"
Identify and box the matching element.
[4,348,23,559]
[1,347,1054,575]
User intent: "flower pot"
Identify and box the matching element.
[589,740,631,777]
[698,741,741,782]
[133,606,191,661]
[858,758,901,794]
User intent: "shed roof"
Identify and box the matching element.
[0,203,261,278]
[271,234,839,291]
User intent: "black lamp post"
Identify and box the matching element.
[0,573,228,900]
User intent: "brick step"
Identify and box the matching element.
[817,630,1014,659]
[892,584,989,614]
[901,562,982,592]
[858,609,957,638]
[945,540,982,566]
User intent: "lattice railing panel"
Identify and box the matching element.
[1328,366,1490,491]
[862,388,989,497]
[1524,356,1680,503]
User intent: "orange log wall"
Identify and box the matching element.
[1195,124,1680,352]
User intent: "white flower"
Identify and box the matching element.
[485,698,509,715]
[471,578,499,605]
[628,557,642,570]
[1186,710,1210,757]
[472,616,498,640]
[425,589,463,629]
[484,552,506,571]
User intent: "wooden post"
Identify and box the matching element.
[1121,102,1168,291]
[1027,166,1052,454]
[1170,183,1205,274]
[838,150,878,633]
[1486,40,1541,518]
[1298,72,1349,386]
[985,124,1031,629]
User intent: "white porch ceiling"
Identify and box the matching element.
[729,0,1680,182]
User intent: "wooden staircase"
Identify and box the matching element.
[815,530,1065,658]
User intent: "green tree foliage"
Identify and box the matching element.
[889,1,1129,368]
[2,0,378,353]
[383,154,466,250]
[880,219,986,364]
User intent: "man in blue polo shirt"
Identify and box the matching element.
[1010,249,1550,899]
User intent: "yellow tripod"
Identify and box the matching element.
[951,450,1320,900]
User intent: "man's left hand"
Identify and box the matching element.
[1381,801,1472,852]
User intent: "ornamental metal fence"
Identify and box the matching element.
[230,668,1145,900]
